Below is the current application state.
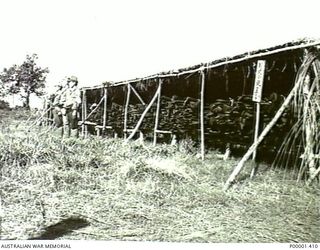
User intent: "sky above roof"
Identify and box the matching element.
[0,0,320,94]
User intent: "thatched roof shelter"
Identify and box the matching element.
[79,39,320,168]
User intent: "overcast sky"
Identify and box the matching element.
[1,0,320,94]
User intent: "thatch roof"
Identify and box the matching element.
[82,38,320,91]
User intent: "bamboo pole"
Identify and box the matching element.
[153,80,162,146]
[250,102,260,178]
[251,60,266,178]
[85,95,105,121]
[81,90,86,137]
[126,85,161,141]
[224,86,298,190]
[200,69,205,160]
[129,84,146,105]
[124,84,131,139]
[83,90,88,138]
[103,87,107,131]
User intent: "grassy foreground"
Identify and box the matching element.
[0,110,319,242]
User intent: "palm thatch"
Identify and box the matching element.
[273,50,320,183]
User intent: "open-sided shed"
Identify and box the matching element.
[80,39,320,170]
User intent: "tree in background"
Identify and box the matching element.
[0,54,49,109]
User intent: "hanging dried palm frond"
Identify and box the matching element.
[267,60,276,73]
[246,65,251,78]
[281,61,288,72]
[273,51,320,184]
[293,58,298,73]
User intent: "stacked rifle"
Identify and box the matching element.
[85,94,293,152]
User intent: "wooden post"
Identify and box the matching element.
[153,79,162,146]
[251,60,266,178]
[96,127,100,136]
[200,68,205,160]
[83,90,88,138]
[252,102,261,161]
[124,84,131,139]
[81,90,86,137]
[250,102,260,177]
[126,85,161,141]
[103,87,107,132]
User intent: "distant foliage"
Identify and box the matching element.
[0,99,10,110]
[0,54,49,110]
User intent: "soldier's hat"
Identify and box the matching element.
[67,76,78,83]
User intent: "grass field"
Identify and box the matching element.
[0,109,319,242]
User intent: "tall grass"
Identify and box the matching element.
[0,109,319,242]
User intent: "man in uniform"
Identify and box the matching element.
[51,84,65,133]
[61,76,81,138]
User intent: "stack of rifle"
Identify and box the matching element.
[85,94,293,152]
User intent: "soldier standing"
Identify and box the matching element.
[61,76,81,138]
[52,84,65,133]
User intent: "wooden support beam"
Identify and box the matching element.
[153,80,162,146]
[95,125,112,129]
[85,95,105,120]
[250,102,261,178]
[103,87,107,131]
[156,130,172,134]
[126,85,161,141]
[83,121,98,126]
[96,127,100,136]
[200,68,205,160]
[81,90,86,137]
[84,90,88,138]
[124,84,131,138]
[224,85,298,190]
[129,84,145,105]
[95,126,113,137]
[251,60,266,178]
[126,128,135,132]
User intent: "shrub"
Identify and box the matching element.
[0,99,10,110]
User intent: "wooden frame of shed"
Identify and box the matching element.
[79,39,320,162]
